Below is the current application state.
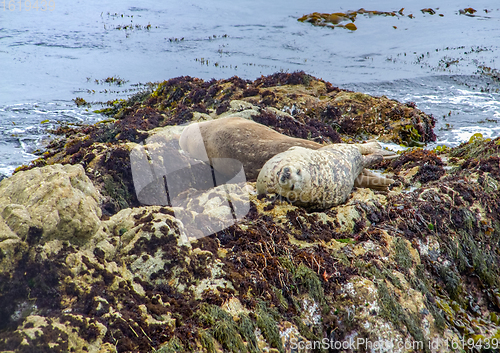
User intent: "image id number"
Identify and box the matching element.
[2,0,55,11]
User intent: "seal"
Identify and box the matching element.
[179,116,395,182]
[256,144,391,209]
[179,116,324,180]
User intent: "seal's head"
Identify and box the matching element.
[179,123,209,162]
[277,166,302,191]
[275,164,313,203]
[275,164,309,202]
[257,155,313,204]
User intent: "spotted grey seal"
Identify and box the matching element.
[256,144,392,209]
[179,117,395,185]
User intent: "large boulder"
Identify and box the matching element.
[0,163,101,245]
[1,73,498,353]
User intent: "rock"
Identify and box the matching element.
[1,73,499,353]
[0,163,101,244]
[0,237,24,275]
[22,73,435,214]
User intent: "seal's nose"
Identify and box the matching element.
[279,167,291,184]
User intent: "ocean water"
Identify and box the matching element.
[1,0,499,178]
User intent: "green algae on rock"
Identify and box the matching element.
[1,73,499,352]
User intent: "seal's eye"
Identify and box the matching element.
[296,169,301,175]
[291,184,295,191]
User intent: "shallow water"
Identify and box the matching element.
[1,0,499,177]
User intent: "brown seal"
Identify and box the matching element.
[179,117,323,180]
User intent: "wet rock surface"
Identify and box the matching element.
[1,73,499,353]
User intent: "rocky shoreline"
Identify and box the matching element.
[1,72,499,352]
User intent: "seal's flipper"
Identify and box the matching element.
[381,154,400,160]
[354,168,394,190]
[361,154,383,168]
[354,141,397,159]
